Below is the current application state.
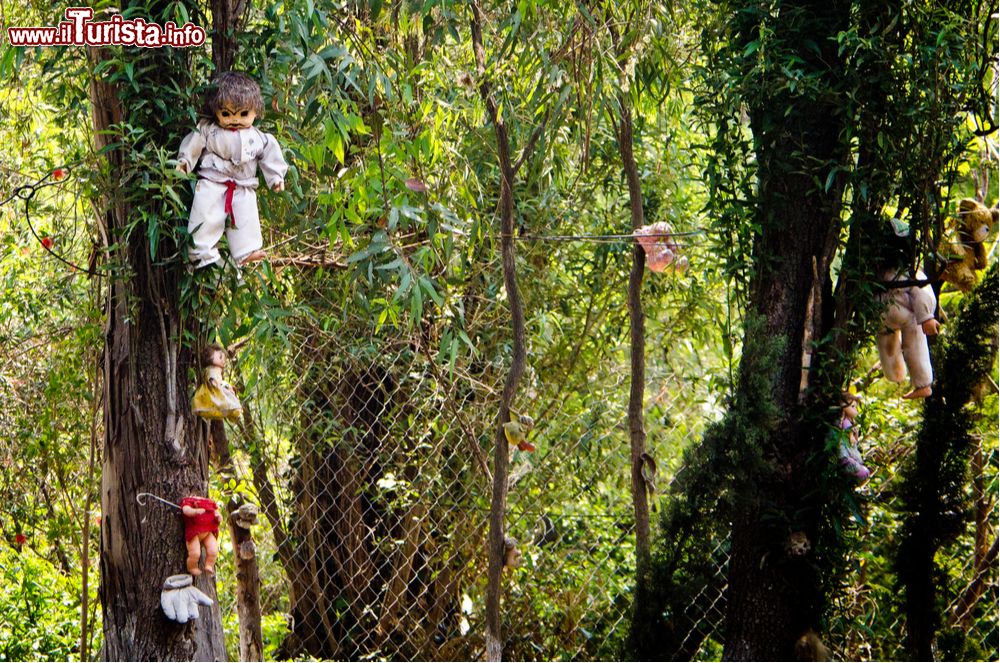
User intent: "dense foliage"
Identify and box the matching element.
[0,0,996,660]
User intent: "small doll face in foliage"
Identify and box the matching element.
[203,71,264,131]
[215,104,257,130]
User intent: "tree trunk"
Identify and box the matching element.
[228,494,264,662]
[897,264,999,659]
[210,0,248,72]
[469,4,533,660]
[92,3,226,658]
[722,2,850,659]
[615,94,651,592]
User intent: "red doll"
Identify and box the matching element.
[180,496,222,576]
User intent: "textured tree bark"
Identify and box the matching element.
[209,0,249,73]
[614,93,651,593]
[722,2,851,659]
[378,503,426,635]
[228,494,264,662]
[92,49,227,663]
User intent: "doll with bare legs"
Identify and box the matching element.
[180,496,221,576]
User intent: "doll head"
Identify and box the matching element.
[201,343,227,369]
[203,72,264,130]
[838,392,860,427]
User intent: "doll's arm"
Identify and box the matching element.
[258,133,289,191]
[182,505,206,516]
[177,129,207,174]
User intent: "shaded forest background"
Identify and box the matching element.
[0,0,997,661]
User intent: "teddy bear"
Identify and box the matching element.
[877,268,940,399]
[935,198,997,292]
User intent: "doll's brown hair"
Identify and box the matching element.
[201,343,227,367]
[202,72,264,117]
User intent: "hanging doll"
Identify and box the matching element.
[504,414,536,452]
[176,71,288,268]
[833,394,869,481]
[877,268,940,399]
[634,222,689,273]
[191,344,242,421]
[180,496,222,576]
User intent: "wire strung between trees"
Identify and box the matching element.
[503,229,708,245]
[6,169,968,289]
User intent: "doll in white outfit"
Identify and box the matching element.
[877,268,940,399]
[177,72,287,268]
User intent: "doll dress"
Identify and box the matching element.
[191,366,242,421]
[180,497,219,541]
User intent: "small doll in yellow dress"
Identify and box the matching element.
[191,344,242,421]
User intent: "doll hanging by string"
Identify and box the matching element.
[633,222,689,274]
[191,344,242,421]
[180,496,222,576]
[176,71,288,269]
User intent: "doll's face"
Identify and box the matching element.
[208,349,227,368]
[215,103,257,130]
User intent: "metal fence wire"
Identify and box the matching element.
[2,239,996,661]
[166,247,998,661]
[204,255,726,661]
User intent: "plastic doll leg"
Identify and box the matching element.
[187,180,228,268]
[900,324,933,398]
[226,188,264,264]
[876,330,906,383]
[202,533,219,575]
[186,536,203,576]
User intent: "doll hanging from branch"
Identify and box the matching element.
[177,71,288,269]
[832,393,870,482]
[191,344,242,421]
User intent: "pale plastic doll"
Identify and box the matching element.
[634,222,689,273]
[877,268,940,399]
[177,71,287,268]
[834,395,870,481]
[180,496,221,576]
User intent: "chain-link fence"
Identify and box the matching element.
[1,223,996,662]
[187,240,733,662]
[206,258,997,661]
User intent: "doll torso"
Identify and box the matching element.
[880,268,936,331]
[191,365,242,420]
[180,497,219,541]
[203,122,266,165]
[184,120,283,188]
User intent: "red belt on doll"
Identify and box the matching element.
[223,180,238,229]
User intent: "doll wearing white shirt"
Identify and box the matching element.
[177,72,287,268]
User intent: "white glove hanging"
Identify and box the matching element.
[161,573,214,623]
